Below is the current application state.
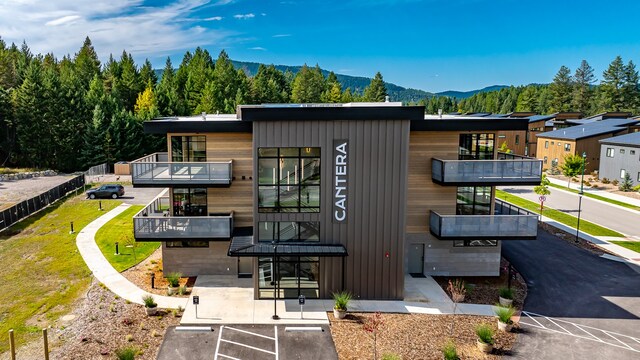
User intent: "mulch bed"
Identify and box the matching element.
[434,258,527,309]
[49,280,181,360]
[538,223,617,256]
[122,247,195,297]
[330,312,516,359]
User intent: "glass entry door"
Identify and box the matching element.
[258,256,319,299]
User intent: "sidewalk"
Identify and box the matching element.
[76,204,187,309]
[547,176,640,208]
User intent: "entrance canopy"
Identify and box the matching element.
[228,236,348,257]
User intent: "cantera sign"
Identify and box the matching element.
[333,140,348,223]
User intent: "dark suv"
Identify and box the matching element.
[86,184,125,199]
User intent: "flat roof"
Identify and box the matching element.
[599,131,640,147]
[536,118,640,140]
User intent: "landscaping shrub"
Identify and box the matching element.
[633,185,640,192]
[602,177,610,184]
[115,347,137,360]
[583,181,591,186]
[142,295,157,308]
[571,177,579,182]
[494,306,516,324]
[499,287,514,300]
[442,340,459,360]
[475,324,494,344]
[612,179,619,186]
[166,272,182,287]
[618,173,633,192]
[332,291,352,311]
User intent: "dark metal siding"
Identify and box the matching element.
[253,120,409,300]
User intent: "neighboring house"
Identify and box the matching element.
[536,118,640,173]
[130,103,542,300]
[497,112,582,158]
[599,131,640,185]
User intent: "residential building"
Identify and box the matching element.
[599,131,640,185]
[131,104,542,300]
[536,118,640,173]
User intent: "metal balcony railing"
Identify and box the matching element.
[131,152,232,186]
[133,192,233,240]
[431,157,542,185]
[429,211,538,240]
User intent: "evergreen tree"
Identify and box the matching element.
[116,51,143,111]
[600,56,626,111]
[140,59,158,87]
[184,47,214,113]
[73,37,101,88]
[572,60,595,115]
[80,105,107,168]
[622,60,639,112]
[14,59,47,168]
[251,64,289,104]
[156,57,180,116]
[322,71,342,103]
[549,65,573,112]
[291,64,324,103]
[516,86,537,112]
[363,72,387,102]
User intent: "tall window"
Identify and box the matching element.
[606,148,614,157]
[171,136,206,162]
[258,148,320,213]
[459,134,494,160]
[515,135,520,145]
[172,188,207,216]
[258,222,320,242]
[545,141,549,149]
[564,143,571,151]
[456,186,491,215]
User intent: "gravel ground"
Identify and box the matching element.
[0,175,79,210]
[330,312,516,359]
[434,258,528,308]
[122,247,194,297]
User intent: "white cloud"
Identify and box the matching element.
[234,13,255,19]
[214,0,234,4]
[273,34,291,38]
[250,46,266,51]
[261,13,267,16]
[204,16,223,21]
[0,0,232,61]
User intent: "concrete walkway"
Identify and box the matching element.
[76,204,187,309]
[547,175,640,208]
[180,275,495,325]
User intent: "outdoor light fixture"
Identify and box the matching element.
[575,152,587,243]
[272,240,280,320]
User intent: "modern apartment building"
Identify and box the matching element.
[131,103,542,300]
[599,131,640,185]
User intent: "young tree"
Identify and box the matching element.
[447,279,466,336]
[533,173,551,214]
[618,172,633,192]
[549,66,573,112]
[362,312,384,360]
[600,56,626,111]
[572,60,595,115]
[363,72,387,102]
[498,141,512,154]
[560,154,587,187]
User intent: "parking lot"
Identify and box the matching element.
[158,325,337,360]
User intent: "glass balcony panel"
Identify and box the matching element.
[429,211,538,239]
[131,153,232,186]
[431,158,542,185]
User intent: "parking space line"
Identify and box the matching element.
[220,339,276,355]
[602,330,635,351]
[274,326,279,360]
[225,326,276,341]
[217,354,241,360]
[544,316,573,335]
[572,323,605,343]
[214,326,224,359]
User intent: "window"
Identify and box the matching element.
[558,142,562,146]
[551,141,555,146]
[258,148,320,213]
[544,156,548,164]
[166,241,209,248]
[258,222,320,243]
[258,256,319,299]
[637,172,640,182]
[458,133,495,160]
[515,135,520,145]
[453,240,497,247]
[171,136,206,162]
[621,169,626,179]
[564,143,571,151]
[456,186,491,215]
[551,158,558,167]
[606,148,615,157]
[172,188,207,216]
[498,135,506,139]
[631,150,636,155]
[545,141,549,149]
[620,149,626,154]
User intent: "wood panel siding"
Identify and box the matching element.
[496,130,527,156]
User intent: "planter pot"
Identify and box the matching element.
[499,296,513,307]
[476,340,493,354]
[497,320,513,332]
[333,308,347,319]
[145,307,158,316]
[167,286,179,296]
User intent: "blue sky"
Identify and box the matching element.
[1,0,639,92]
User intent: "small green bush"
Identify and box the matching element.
[166,272,182,287]
[602,177,610,184]
[494,305,516,324]
[178,285,188,295]
[611,179,619,186]
[633,184,640,192]
[115,347,137,360]
[381,353,402,360]
[442,340,459,360]
[332,291,352,311]
[571,177,579,182]
[498,287,514,300]
[142,295,157,308]
[475,323,494,345]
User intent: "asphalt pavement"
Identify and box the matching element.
[503,229,640,359]
[499,185,640,238]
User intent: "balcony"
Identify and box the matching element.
[133,193,233,241]
[131,152,233,187]
[431,156,542,186]
[429,211,538,240]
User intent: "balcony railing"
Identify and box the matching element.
[133,192,233,240]
[429,211,538,240]
[131,152,233,186]
[431,157,542,185]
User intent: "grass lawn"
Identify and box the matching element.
[496,190,624,237]
[611,241,640,254]
[95,205,160,272]
[0,196,120,353]
[548,183,640,212]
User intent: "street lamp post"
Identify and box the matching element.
[575,152,587,243]
[272,241,280,320]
